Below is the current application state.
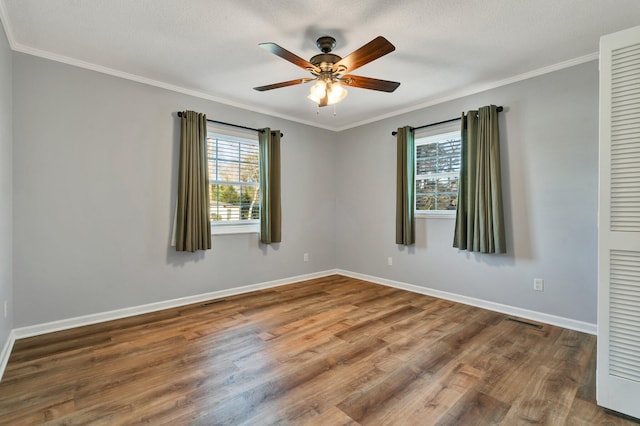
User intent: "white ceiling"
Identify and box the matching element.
[1,0,639,131]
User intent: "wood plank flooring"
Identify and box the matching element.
[0,275,637,425]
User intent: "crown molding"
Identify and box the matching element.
[11,41,338,131]
[0,0,16,50]
[0,0,598,132]
[335,52,599,131]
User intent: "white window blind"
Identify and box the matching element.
[207,127,260,233]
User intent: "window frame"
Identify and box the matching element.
[414,122,461,219]
[207,124,260,235]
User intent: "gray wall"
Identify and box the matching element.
[11,51,599,328]
[335,61,599,324]
[12,53,336,327]
[0,20,13,347]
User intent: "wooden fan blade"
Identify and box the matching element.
[333,36,395,74]
[259,43,318,72]
[253,78,314,91]
[342,75,400,92]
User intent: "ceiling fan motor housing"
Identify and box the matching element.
[311,36,345,74]
[310,53,342,72]
[316,36,336,53]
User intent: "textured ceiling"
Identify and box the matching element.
[1,0,640,130]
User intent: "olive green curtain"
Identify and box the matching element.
[259,128,282,244]
[175,110,211,252]
[453,105,506,253]
[396,126,415,245]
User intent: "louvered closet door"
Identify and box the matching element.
[597,25,640,419]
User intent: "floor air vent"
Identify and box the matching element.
[505,317,543,329]
[201,300,225,307]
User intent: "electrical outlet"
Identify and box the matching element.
[533,278,544,292]
[303,253,309,262]
[387,257,393,266]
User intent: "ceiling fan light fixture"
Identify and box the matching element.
[307,80,327,103]
[307,79,348,106]
[326,81,347,105]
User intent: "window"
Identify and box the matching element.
[415,124,461,216]
[207,126,260,234]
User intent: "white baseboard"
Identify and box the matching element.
[2,267,596,382]
[12,269,339,340]
[0,330,16,382]
[337,269,597,335]
[0,269,336,381]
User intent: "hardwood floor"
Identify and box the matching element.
[0,275,637,425]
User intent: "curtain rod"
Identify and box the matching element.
[391,106,503,136]
[177,112,283,137]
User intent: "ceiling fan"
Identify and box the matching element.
[254,36,400,107]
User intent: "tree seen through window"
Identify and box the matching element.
[208,133,260,223]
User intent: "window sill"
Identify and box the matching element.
[212,223,260,235]
[415,211,456,219]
